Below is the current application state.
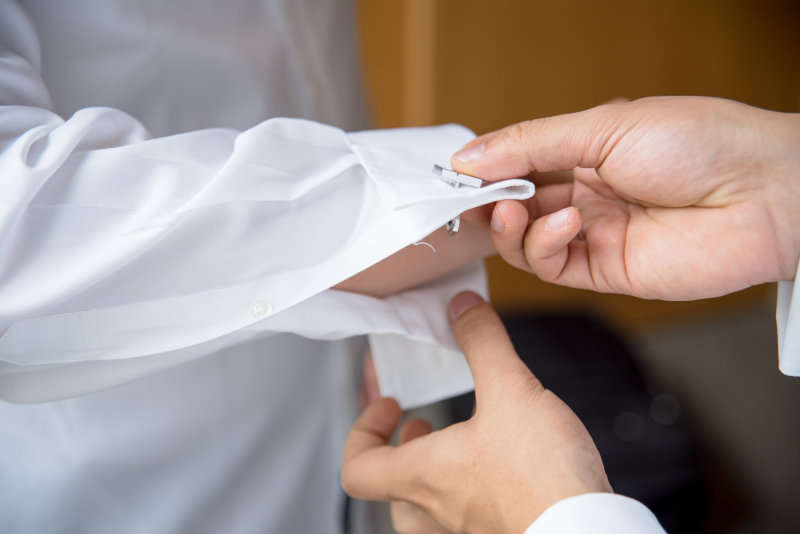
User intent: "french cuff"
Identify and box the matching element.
[524,494,666,534]
[0,261,480,404]
[777,258,800,376]
[348,124,534,235]
[367,261,486,409]
[258,261,484,409]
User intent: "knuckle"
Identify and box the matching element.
[502,121,533,149]
[496,119,541,172]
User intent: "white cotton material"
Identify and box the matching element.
[776,258,800,376]
[0,115,533,401]
[524,493,667,534]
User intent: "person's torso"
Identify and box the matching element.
[23,0,369,135]
[0,334,360,534]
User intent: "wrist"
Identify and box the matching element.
[334,207,494,297]
[763,111,800,281]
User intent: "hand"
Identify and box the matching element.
[341,292,611,534]
[451,96,800,300]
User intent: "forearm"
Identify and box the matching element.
[335,205,495,298]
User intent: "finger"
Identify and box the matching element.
[521,207,583,283]
[341,397,405,500]
[398,418,433,445]
[490,200,531,272]
[451,103,626,181]
[528,182,575,214]
[491,183,575,272]
[601,97,630,105]
[448,292,534,403]
[343,397,401,464]
[391,501,450,534]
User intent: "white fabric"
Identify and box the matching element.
[1,334,359,534]
[777,259,800,376]
[0,112,532,401]
[0,1,533,405]
[0,1,534,533]
[368,261,487,408]
[524,494,666,534]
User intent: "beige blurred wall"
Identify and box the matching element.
[355,0,800,334]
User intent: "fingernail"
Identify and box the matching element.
[452,143,485,163]
[546,208,570,230]
[490,207,506,233]
[449,291,483,321]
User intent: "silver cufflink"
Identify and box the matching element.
[432,164,482,236]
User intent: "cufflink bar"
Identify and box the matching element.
[432,164,482,236]
[432,164,483,189]
[445,216,460,235]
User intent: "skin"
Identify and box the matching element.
[342,291,611,534]
[334,206,494,298]
[451,96,800,300]
[342,97,800,532]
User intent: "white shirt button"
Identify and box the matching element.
[250,300,272,318]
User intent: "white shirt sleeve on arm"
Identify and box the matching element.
[524,494,666,534]
[0,5,534,403]
[777,259,800,377]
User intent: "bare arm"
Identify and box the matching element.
[335,205,495,297]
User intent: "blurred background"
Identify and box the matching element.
[353,1,800,532]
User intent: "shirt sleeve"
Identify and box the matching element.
[524,494,666,534]
[776,258,800,376]
[0,6,534,403]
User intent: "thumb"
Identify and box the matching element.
[450,104,619,181]
[448,292,534,403]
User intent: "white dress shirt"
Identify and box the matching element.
[0,0,536,404]
[4,2,796,533]
[0,1,535,532]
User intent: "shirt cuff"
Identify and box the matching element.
[255,261,485,409]
[524,494,665,534]
[367,261,485,409]
[777,257,800,376]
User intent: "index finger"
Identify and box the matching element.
[450,104,623,181]
[341,397,418,502]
